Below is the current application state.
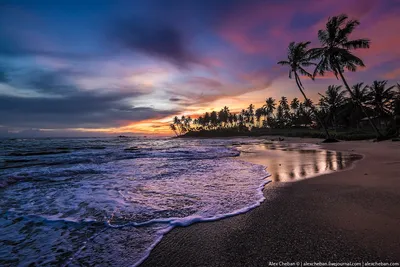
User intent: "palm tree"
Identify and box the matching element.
[184,116,192,130]
[290,98,300,111]
[350,83,371,129]
[255,108,264,127]
[277,41,331,139]
[173,116,182,135]
[264,97,276,117]
[247,104,255,126]
[319,85,347,131]
[367,80,395,127]
[279,96,289,111]
[170,124,178,136]
[210,111,218,128]
[204,112,210,129]
[276,105,285,127]
[180,115,188,133]
[311,14,382,138]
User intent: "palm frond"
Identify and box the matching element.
[298,67,313,79]
[277,60,290,65]
[343,39,370,50]
[318,30,329,44]
[313,56,328,77]
[337,19,360,41]
[300,61,316,67]
[336,14,349,27]
[340,50,365,68]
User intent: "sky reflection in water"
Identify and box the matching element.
[238,143,362,182]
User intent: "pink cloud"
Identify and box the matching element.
[218,2,297,55]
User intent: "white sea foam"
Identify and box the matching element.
[0,138,269,266]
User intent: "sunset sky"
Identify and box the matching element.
[0,0,399,137]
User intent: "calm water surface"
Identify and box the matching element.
[239,142,362,182]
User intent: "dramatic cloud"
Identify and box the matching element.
[0,0,399,136]
[0,93,178,128]
[111,19,198,68]
[0,68,178,129]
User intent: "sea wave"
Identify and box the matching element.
[0,137,270,266]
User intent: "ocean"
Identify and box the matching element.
[0,137,270,266]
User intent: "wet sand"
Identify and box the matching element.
[141,139,400,266]
[237,142,362,182]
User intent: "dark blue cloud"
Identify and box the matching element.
[110,18,198,68]
[0,94,178,128]
[0,69,179,129]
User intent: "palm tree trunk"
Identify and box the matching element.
[336,65,383,138]
[294,73,331,139]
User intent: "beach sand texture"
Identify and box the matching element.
[141,139,400,266]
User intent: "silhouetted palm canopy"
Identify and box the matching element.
[278,41,331,139]
[278,41,315,86]
[311,14,384,138]
[367,80,395,117]
[264,97,276,116]
[290,98,300,110]
[351,83,370,104]
[320,85,347,113]
[279,96,289,111]
[311,14,370,77]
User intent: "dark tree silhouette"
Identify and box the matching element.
[367,81,395,117]
[311,14,382,138]
[349,83,371,129]
[170,124,178,136]
[319,85,346,131]
[278,41,331,139]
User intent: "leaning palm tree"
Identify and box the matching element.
[278,41,331,139]
[173,116,182,135]
[170,124,178,136]
[311,14,383,138]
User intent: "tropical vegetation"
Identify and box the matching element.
[171,81,400,139]
[171,14,400,141]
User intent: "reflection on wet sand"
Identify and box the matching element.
[238,143,362,182]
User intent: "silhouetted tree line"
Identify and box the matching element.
[170,81,400,137]
[171,14,400,140]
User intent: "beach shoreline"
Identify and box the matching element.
[141,138,400,266]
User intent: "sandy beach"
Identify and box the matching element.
[141,139,400,266]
